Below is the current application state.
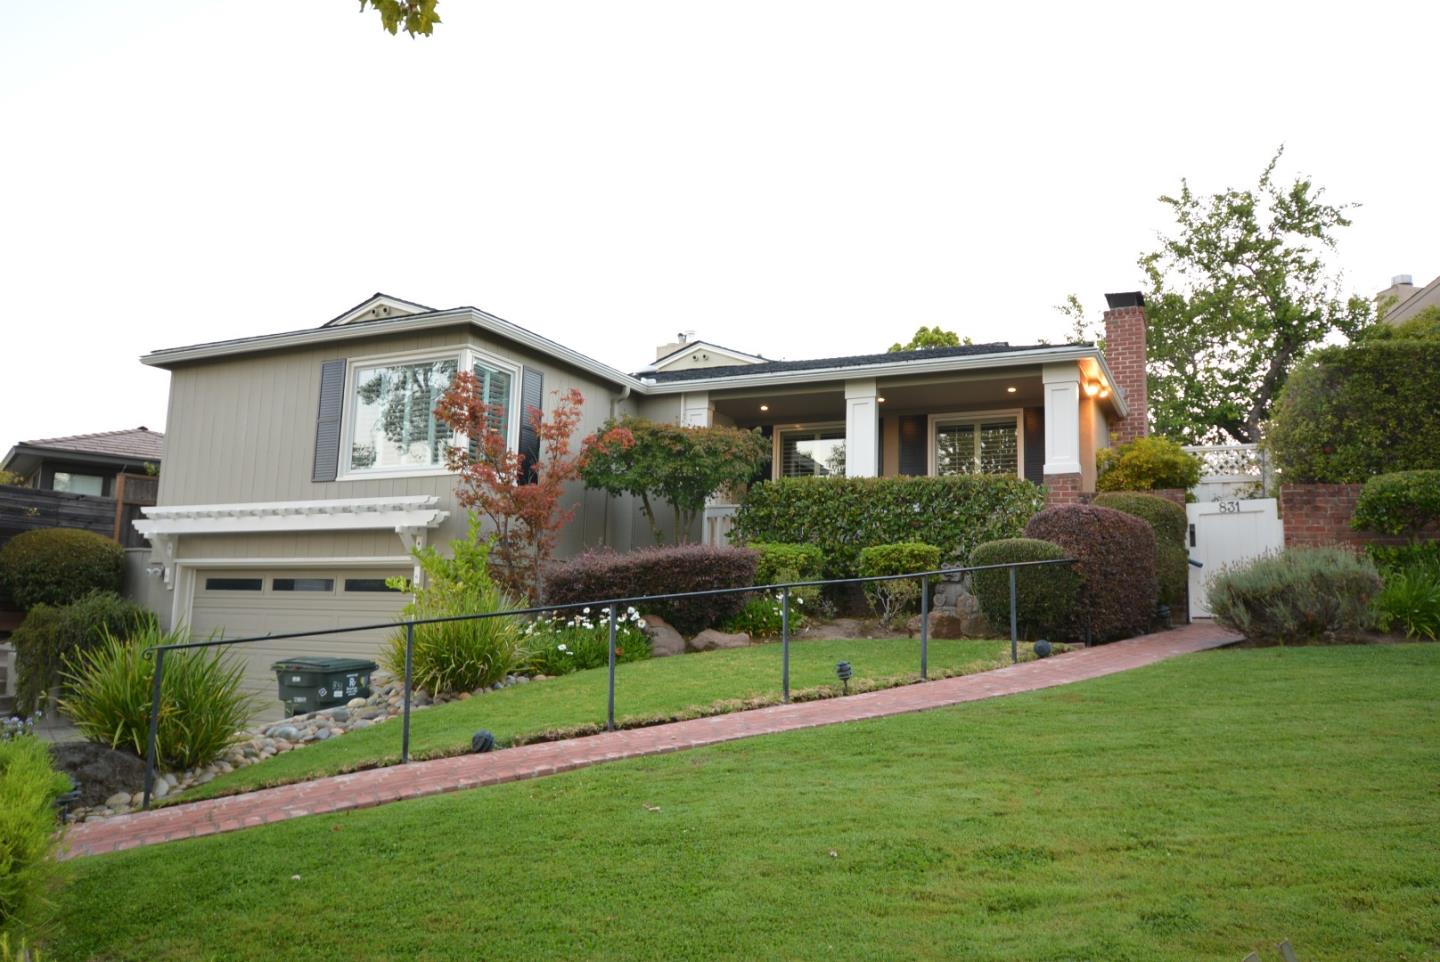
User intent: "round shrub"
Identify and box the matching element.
[1095,437,1201,494]
[0,735,71,941]
[1351,470,1440,537]
[1205,548,1381,645]
[0,528,124,611]
[1024,504,1158,642]
[856,542,942,626]
[11,591,156,717]
[748,543,825,584]
[1090,492,1187,546]
[61,624,255,771]
[1155,541,1189,614]
[969,538,1079,640]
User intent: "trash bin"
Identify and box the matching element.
[270,656,378,716]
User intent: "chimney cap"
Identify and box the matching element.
[1104,291,1145,309]
[1391,274,1414,287]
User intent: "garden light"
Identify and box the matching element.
[1034,639,1052,659]
[471,730,495,753]
[835,660,853,694]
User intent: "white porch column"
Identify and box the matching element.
[680,392,712,428]
[1042,363,1083,476]
[844,378,880,477]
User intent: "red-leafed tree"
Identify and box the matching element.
[434,375,633,602]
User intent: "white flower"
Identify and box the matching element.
[637,619,647,629]
[556,643,568,651]
[583,607,591,614]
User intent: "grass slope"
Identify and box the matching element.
[183,637,1012,800]
[55,644,1439,962]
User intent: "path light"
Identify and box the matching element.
[471,730,495,753]
[835,661,853,695]
[1034,639,1052,659]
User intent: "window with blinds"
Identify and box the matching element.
[934,416,1019,477]
[474,361,512,441]
[778,426,846,478]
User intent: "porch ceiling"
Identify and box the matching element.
[711,370,1045,427]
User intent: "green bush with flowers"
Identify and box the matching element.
[525,606,652,676]
[725,589,810,638]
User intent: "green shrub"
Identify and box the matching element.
[1095,437,1201,494]
[524,606,650,676]
[969,538,1079,640]
[856,542,941,626]
[1366,541,1440,577]
[61,623,252,771]
[1205,548,1381,645]
[733,476,1044,579]
[383,526,529,696]
[1371,564,1440,640]
[725,590,809,638]
[1351,470,1440,537]
[0,470,22,486]
[1025,505,1158,642]
[749,543,825,584]
[11,592,155,717]
[0,735,71,942]
[1267,339,1440,482]
[0,528,124,611]
[1091,492,1189,612]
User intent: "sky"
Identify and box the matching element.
[2,0,1436,444]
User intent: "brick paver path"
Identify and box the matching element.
[63,622,1238,858]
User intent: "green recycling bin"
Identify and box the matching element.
[271,656,378,716]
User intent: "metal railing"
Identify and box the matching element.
[138,557,1075,809]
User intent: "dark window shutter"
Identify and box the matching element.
[898,415,928,476]
[1023,407,1045,485]
[312,359,347,482]
[518,366,544,484]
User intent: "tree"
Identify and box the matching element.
[360,0,440,37]
[580,417,769,544]
[1140,148,1372,444]
[888,326,971,352]
[1055,294,1103,346]
[433,375,627,602]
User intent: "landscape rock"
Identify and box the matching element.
[687,629,750,652]
[105,791,132,809]
[47,742,147,807]
[643,614,686,657]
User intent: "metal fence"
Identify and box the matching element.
[138,557,1075,809]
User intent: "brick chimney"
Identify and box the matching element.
[1103,292,1148,445]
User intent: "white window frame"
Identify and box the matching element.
[773,421,847,481]
[926,409,1025,479]
[339,344,521,481]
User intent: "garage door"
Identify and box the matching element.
[188,568,410,718]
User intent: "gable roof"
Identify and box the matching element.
[639,339,768,373]
[641,341,1064,383]
[323,293,436,327]
[3,427,165,477]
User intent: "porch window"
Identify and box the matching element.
[52,472,105,496]
[778,425,846,478]
[931,413,1021,477]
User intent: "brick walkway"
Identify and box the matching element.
[63,622,1238,858]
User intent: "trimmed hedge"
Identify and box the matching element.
[749,543,825,585]
[545,545,758,636]
[1025,504,1158,642]
[0,736,71,941]
[1091,492,1189,613]
[1095,437,1201,494]
[969,538,1079,640]
[1267,340,1440,483]
[1351,470,1440,537]
[732,476,1045,579]
[12,591,156,717]
[1206,547,1381,645]
[0,528,124,611]
[1366,541,1440,577]
[856,542,941,625]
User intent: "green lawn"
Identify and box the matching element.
[55,643,1439,962]
[181,637,1014,800]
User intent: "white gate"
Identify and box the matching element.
[1187,497,1284,619]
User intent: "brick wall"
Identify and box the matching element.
[1279,483,1411,550]
[1103,297,1149,447]
[1044,473,1083,507]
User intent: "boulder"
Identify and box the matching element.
[47,741,147,808]
[906,608,991,640]
[643,614,686,658]
[687,629,750,652]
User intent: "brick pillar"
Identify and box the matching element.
[1103,292,1149,446]
[1044,473,1083,506]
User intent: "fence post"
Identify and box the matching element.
[401,621,415,764]
[141,648,165,811]
[1008,565,1019,664]
[607,606,618,731]
[781,586,791,703]
[920,574,930,679]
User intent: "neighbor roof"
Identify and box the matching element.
[13,427,164,462]
[640,342,1068,383]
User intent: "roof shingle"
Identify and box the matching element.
[18,427,164,462]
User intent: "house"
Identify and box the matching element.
[2,427,163,497]
[1376,272,1440,325]
[133,291,1149,699]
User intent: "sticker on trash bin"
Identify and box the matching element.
[317,687,328,698]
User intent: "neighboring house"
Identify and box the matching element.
[1376,272,1440,325]
[1,426,163,497]
[134,290,1150,700]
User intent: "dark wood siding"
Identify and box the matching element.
[1023,407,1045,485]
[0,486,115,548]
[898,415,927,476]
